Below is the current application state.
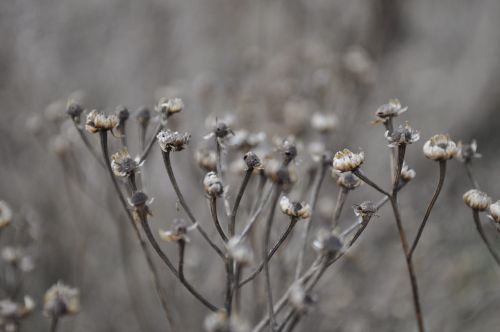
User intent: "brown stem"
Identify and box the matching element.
[472,210,500,267]
[138,123,163,164]
[409,160,447,258]
[50,315,59,332]
[162,150,225,258]
[464,162,480,189]
[209,197,229,242]
[230,167,254,236]
[353,169,391,197]
[332,187,349,228]
[178,240,186,282]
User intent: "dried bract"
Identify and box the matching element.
[335,171,362,190]
[353,201,377,220]
[463,189,491,211]
[400,163,416,182]
[279,196,311,219]
[423,134,457,161]
[157,129,190,152]
[85,110,118,133]
[333,149,364,172]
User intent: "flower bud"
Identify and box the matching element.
[243,151,261,169]
[43,282,80,318]
[488,201,500,223]
[204,172,224,197]
[111,148,138,177]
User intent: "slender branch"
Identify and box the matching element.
[353,169,391,197]
[409,160,447,257]
[464,162,480,189]
[392,145,406,194]
[240,184,274,239]
[178,240,186,282]
[263,187,282,331]
[72,121,105,167]
[209,197,229,242]
[99,131,176,330]
[332,187,349,228]
[295,163,327,279]
[138,123,163,164]
[50,316,59,332]
[239,218,298,287]
[140,215,218,311]
[162,150,224,258]
[230,167,254,236]
[472,210,500,267]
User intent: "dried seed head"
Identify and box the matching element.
[313,229,344,257]
[385,122,420,146]
[65,101,84,122]
[288,283,315,314]
[457,140,481,163]
[311,112,338,133]
[157,129,190,152]
[264,160,292,186]
[203,172,224,197]
[226,238,254,266]
[1,247,34,272]
[136,106,151,126]
[111,147,138,177]
[0,296,35,325]
[115,105,129,122]
[194,148,217,172]
[0,201,13,230]
[335,171,362,190]
[156,97,184,116]
[463,189,491,211]
[243,151,262,169]
[423,134,457,161]
[333,149,364,172]
[85,110,118,133]
[281,140,298,165]
[488,201,500,223]
[400,163,416,182]
[130,191,149,207]
[279,196,311,219]
[214,122,232,139]
[353,201,377,220]
[373,99,408,123]
[43,282,79,318]
[159,219,192,242]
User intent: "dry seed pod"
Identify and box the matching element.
[157,129,190,152]
[423,134,458,161]
[335,171,362,190]
[400,164,416,182]
[463,189,491,211]
[111,147,138,177]
[85,110,118,133]
[385,122,420,147]
[333,149,364,172]
[374,99,407,122]
[456,140,481,163]
[488,201,500,223]
[43,282,80,318]
[203,172,224,197]
[279,196,311,219]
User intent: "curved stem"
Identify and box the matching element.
[472,210,500,267]
[240,184,274,239]
[332,187,349,228]
[230,167,254,236]
[162,150,224,258]
[409,160,447,258]
[239,218,298,287]
[353,169,391,197]
[209,197,229,242]
[178,240,186,282]
[50,315,59,332]
[138,123,163,164]
[140,216,218,311]
[72,121,104,167]
[464,162,480,189]
[392,145,406,194]
[263,187,282,331]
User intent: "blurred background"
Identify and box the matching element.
[1,0,500,331]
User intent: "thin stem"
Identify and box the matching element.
[178,240,186,282]
[162,150,224,258]
[99,131,176,330]
[140,215,218,311]
[389,197,425,332]
[464,162,480,189]
[209,197,229,242]
[233,264,243,315]
[72,121,104,167]
[353,169,391,197]
[409,160,447,258]
[239,218,298,287]
[263,187,282,331]
[50,315,59,332]
[240,184,274,239]
[138,123,163,164]
[472,210,500,267]
[332,187,349,228]
[230,167,254,236]
[295,163,327,279]
[392,145,406,194]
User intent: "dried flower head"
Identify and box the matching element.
[0,296,35,330]
[115,105,129,122]
[264,160,292,186]
[333,149,364,172]
[85,110,118,133]
[281,140,298,165]
[463,189,491,211]
[313,229,344,257]
[457,140,481,163]
[0,201,13,230]
[111,147,138,177]
[288,283,316,314]
[1,247,34,272]
[279,196,311,219]
[243,151,262,169]
[423,134,458,161]
[159,219,196,242]
[203,172,224,197]
[214,122,233,139]
[400,163,416,182]
[373,99,408,123]
[335,171,362,190]
[226,238,254,266]
[43,282,80,318]
[487,201,500,223]
[229,130,266,150]
[65,101,84,122]
[385,122,420,147]
[353,201,377,220]
[136,106,151,126]
[194,148,217,172]
[157,129,190,152]
[156,97,184,120]
[311,112,338,133]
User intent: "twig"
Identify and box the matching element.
[240,184,274,240]
[409,160,447,257]
[209,197,229,242]
[353,169,391,197]
[50,316,59,332]
[138,123,163,164]
[72,121,104,167]
[464,162,480,189]
[230,167,254,236]
[332,187,349,228]
[178,240,186,282]
[472,210,500,267]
